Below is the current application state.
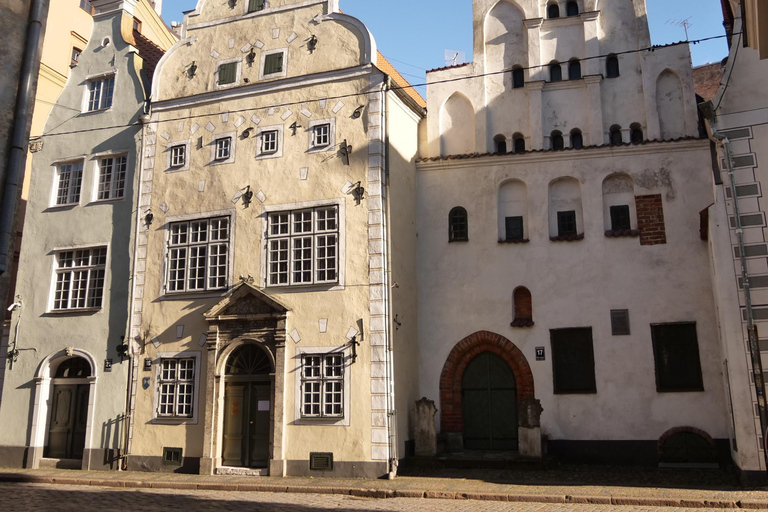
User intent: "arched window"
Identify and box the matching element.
[513,133,526,153]
[512,66,525,89]
[551,130,564,150]
[602,173,636,234]
[630,123,644,144]
[449,207,468,242]
[568,59,582,80]
[547,3,560,18]
[494,134,508,154]
[570,129,583,149]
[498,180,528,243]
[549,61,562,82]
[55,357,92,378]
[606,54,620,78]
[566,1,579,16]
[512,287,534,327]
[609,125,623,145]
[548,177,584,240]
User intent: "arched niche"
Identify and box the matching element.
[656,69,686,140]
[548,177,584,239]
[602,173,637,233]
[485,1,528,73]
[440,93,476,156]
[498,179,528,242]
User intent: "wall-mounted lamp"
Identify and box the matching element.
[340,139,352,166]
[241,185,254,208]
[187,61,197,78]
[352,181,365,205]
[307,35,318,53]
[116,336,128,360]
[144,209,154,227]
[242,127,254,139]
[352,105,364,119]
[246,47,256,67]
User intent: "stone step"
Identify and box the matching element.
[39,458,82,470]
[400,453,550,472]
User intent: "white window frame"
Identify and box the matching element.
[259,48,288,80]
[210,132,236,165]
[166,140,191,172]
[51,159,85,207]
[307,118,336,153]
[164,215,232,295]
[49,245,108,312]
[215,57,242,90]
[152,351,201,424]
[93,153,128,202]
[82,72,116,113]
[255,125,283,159]
[294,346,350,426]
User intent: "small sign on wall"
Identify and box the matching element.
[535,347,546,361]
[104,359,113,372]
[144,358,153,372]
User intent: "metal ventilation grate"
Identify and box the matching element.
[309,452,333,471]
[610,310,631,336]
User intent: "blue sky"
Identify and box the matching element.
[161,0,729,89]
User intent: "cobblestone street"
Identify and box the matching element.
[0,483,756,512]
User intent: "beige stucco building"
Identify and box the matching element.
[124,0,424,477]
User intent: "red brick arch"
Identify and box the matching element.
[439,331,535,433]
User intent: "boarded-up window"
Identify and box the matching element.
[218,62,237,85]
[264,52,284,75]
[651,323,704,392]
[512,287,533,327]
[551,328,596,394]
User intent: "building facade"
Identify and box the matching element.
[0,0,174,470]
[124,0,423,477]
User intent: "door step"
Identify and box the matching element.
[40,458,82,470]
[216,466,268,476]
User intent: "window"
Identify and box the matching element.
[651,323,704,392]
[167,217,230,293]
[557,210,577,236]
[566,1,579,16]
[570,129,583,149]
[610,205,631,231]
[248,0,266,12]
[606,54,620,78]
[449,207,468,242]
[97,155,127,200]
[494,135,507,154]
[551,328,597,394]
[551,131,564,150]
[264,52,284,76]
[133,17,142,32]
[218,62,238,86]
[79,0,93,14]
[214,137,231,160]
[55,161,83,205]
[549,62,562,82]
[513,135,526,153]
[568,59,582,80]
[71,47,81,67]
[609,125,623,145]
[86,75,115,111]
[53,247,107,311]
[301,353,344,418]
[311,123,331,148]
[630,123,644,144]
[267,206,339,286]
[158,358,195,418]
[547,3,560,18]
[512,67,524,88]
[170,144,186,168]
[512,287,533,327]
[505,216,524,241]
[261,129,278,154]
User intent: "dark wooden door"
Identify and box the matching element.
[46,384,89,459]
[462,352,518,450]
[223,382,270,468]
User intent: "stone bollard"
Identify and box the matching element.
[518,398,543,458]
[413,397,438,457]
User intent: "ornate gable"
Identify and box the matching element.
[204,282,288,320]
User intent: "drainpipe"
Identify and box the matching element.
[0,0,47,280]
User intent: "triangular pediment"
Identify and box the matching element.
[204,282,289,320]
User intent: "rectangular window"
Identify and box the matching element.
[261,130,278,154]
[71,48,82,67]
[79,0,93,14]
[53,247,107,311]
[651,323,704,392]
[610,205,631,231]
[263,52,284,76]
[86,75,115,112]
[248,0,266,12]
[167,217,230,293]
[551,328,597,394]
[133,17,142,32]
[97,155,127,200]
[218,62,238,85]
[158,358,195,418]
[505,216,524,241]
[170,145,186,168]
[557,210,577,236]
[55,161,84,205]
[267,206,339,287]
[311,123,331,148]
[214,137,231,160]
[301,353,344,418]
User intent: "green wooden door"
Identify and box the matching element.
[462,352,518,450]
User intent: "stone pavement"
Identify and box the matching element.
[1,465,768,510]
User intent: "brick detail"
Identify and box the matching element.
[439,331,535,434]
[635,194,667,246]
[657,426,715,457]
[513,287,533,325]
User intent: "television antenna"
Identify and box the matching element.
[667,17,693,41]
[444,49,466,67]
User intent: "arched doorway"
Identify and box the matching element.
[221,344,273,468]
[45,357,91,461]
[462,352,518,450]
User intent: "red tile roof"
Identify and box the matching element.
[376,51,426,109]
[693,63,724,102]
[133,30,166,82]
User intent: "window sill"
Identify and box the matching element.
[165,166,189,173]
[151,417,198,426]
[266,283,342,293]
[87,197,125,206]
[656,387,705,393]
[307,145,334,154]
[499,238,530,244]
[45,204,80,212]
[294,416,348,427]
[511,317,534,328]
[159,289,229,301]
[553,389,597,395]
[80,107,114,116]
[256,152,281,160]
[605,229,640,238]
[448,239,469,243]
[45,307,102,316]
[550,233,584,242]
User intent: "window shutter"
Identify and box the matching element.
[218,62,237,85]
[264,53,283,75]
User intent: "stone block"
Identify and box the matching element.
[413,397,438,457]
[518,426,542,458]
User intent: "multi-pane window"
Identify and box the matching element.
[557,210,577,236]
[55,161,83,205]
[79,0,93,14]
[264,52,284,76]
[97,155,127,200]
[170,144,186,167]
[53,247,107,311]
[86,75,115,112]
[505,216,524,241]
[214,137,231,160]
[267,206,339,286]
[167,217,230,293]
[132,17,142,33]
[651,323,704,392]
[218,62,238,85]
[610,205,631,231]
[158,358,195,418]
[301,353,344,418]
[261,130,279,154]
[71,48,81,67]
[311,124,331,148]
[248,0,266,12]
[449,207,468,242]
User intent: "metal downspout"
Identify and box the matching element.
[0,0,47,278]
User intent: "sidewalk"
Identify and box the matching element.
[1,465,767,509]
